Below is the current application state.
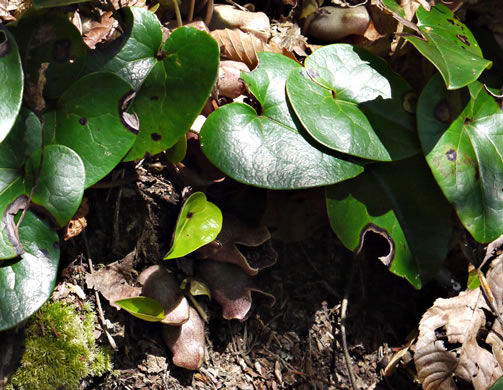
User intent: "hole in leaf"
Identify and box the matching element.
[357,224,394,268]
[456,34,470,46]
[463,117,472,125]
[187,212,194,219]
[151,96,159,101]
[3,196,28,256]
[119,90,140,134]
[79,117,87,125]
[151,133,162,141]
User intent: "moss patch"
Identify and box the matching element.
[8,301,112,389]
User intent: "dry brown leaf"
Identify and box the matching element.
[63,197,88,241]
[82,11,118,50]
[306,6,370,42]
[211,28,282,69]
[209,4,270,41]
[414,255,503,390]
[85,251,141,309]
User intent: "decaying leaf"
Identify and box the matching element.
[81,11,119,50]
[217,60,250,99]
[197,214,277,275]
[196,260,275,321]
[63,197,88,241]
[138,265,190,326]
[211,28,282,69]
[85,251,140,309]
[415,255,503,390]
[209,5,270,41]
[162,306,205,370]
[270,21,308,56]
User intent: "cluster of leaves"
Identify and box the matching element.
[0,6,219,331]
[200,3,499,289]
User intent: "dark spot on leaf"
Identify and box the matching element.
[0,27,11,58]
[356,223,395,268]
[456,34,470,46]
[402,91,417,113]
[434,99,451,123]
[39,248,49,257]
[461,46,466,50]
[53,241,60,250]
[52,39,71,63]
[446,149,457,161]
[151,133,162,141]
[464,117,472,125]
[447,19,455,25]
[79,117,87,125]
[187,212,194,218]
[119,90,140,135]
[475,168,480,181]
[331,90,336,99]
[151,96,159,101]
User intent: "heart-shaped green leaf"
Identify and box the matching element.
[326,155,452,288]
[165,192,223,259]
[287,44,392,161]
[404,4,492,90]
[0,25,23,143]
[24,145,85,227]
[12,13,88,100]
[200,52,363,189]
[418,74,503,243]
[52,72,137,188]
[115,296,166,322]
[124,27,219,161]
[85,7,162,91]
[0,210,60,331]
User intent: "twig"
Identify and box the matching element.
[340,254,359,390]
[83,232,118,350]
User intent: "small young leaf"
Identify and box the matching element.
[404,4,492,90]
[115,296,166,322]
[165,192,222,259]
[0,25,23,143]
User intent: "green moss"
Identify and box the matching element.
[8,301,113,390]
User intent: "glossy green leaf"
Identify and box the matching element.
[24,145,85,227]
[165,135,187,163]
[200,52,363,189]
[0,210,60,331]
[85,7,162,91]
[165,192,222,259]
[418,75,503,243]
[124,27,219,161]
[379,0,406,18]
[355,48,419,160]
[52,72,137,188]
[13,13,87,99]
[115,296,166,322]
[404,4,492,90]
[287,44,392,161]
[489,376,503,390]
[326,155,452,288]
[33,0,91,8]
[0,25,23,143]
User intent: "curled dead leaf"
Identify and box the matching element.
[196,260,275,321]
[63,198,88,241]
[85,251,141,309]
[217,60,250,99]
[138,265,190,326]
[209,5,270,41]
[415,255,503,389]
[162,306,205,370]
[197,214,277,275]
[211,28,282,69]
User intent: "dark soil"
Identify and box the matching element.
[54,159,446,389]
